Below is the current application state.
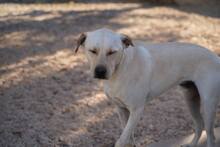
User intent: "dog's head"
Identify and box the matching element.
[74,28,134,80]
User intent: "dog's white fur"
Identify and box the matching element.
[75,28,220,147]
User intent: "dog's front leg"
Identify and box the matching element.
[116,106,136,146]
[115,106,144,147]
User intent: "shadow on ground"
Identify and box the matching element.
[0,56,119,147]
[0,3,185,67]
[0,0,219,18]
[0,7,130,66]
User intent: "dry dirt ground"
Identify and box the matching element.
[0,1,220,147]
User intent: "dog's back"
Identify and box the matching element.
[137,41,220,71]
[134,41,220,98]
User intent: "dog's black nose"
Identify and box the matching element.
[94,65,107,79]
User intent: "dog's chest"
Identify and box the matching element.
[104,82,128,107]
[106,93,127,108]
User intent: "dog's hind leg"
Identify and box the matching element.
[201,95,218,147]
[196,76,220,147]
[180,81,204,147]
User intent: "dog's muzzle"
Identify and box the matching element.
[94,65,107,79]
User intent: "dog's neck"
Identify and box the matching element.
[103,47,134,97]
[112,47,134,80]
[115,48,126,73]
[103,46,136,95]
[103,45,153,100]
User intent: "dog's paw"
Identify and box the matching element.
[125,144,135,147]
[180,144,194,147]
[114,140,135,147]
[181,145,189,147]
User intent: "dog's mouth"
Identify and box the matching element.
[94,74,108,80]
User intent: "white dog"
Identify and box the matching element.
[74,28,220,147]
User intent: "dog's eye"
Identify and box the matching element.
[89,50,97,54]
[107,50,117,56]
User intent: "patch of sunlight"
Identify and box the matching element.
[58,92,114,143]
[33,11,62,21]
[61,92,105,114]
[59,127,88,143]
[76,93,106,107]
[0,30,57,49]
[84,106,113,124]
[0,3,142,16]
[0,49,86,88]
[1,31,30,47]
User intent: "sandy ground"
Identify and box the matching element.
[0,1,220,147]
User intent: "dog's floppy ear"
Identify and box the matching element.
[74,33,87,53]
[121,34,134,48]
